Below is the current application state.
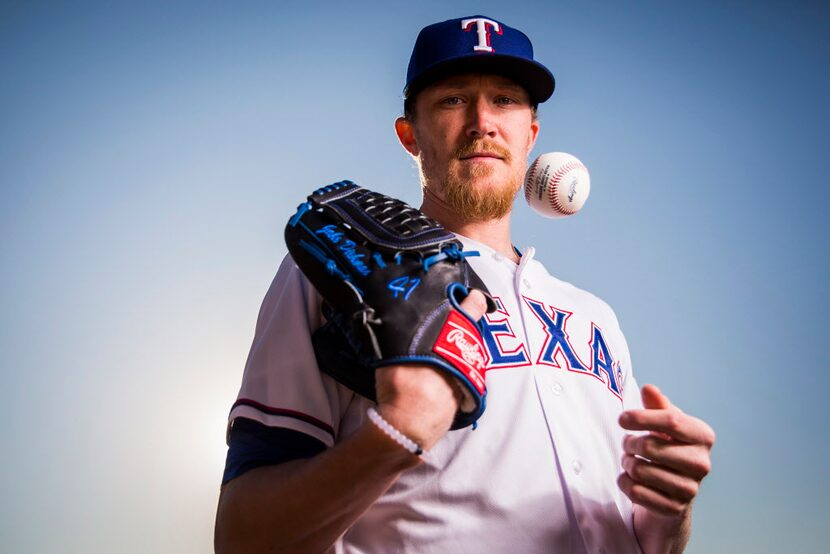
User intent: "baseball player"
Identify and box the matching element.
[215,15,714,554]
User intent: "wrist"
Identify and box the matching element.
[367,407,424,456]
[633,504,692,554]
[375,401,452,451]
[357,410,423,471]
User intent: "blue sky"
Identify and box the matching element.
[1,1,828,552]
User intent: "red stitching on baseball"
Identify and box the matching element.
[525,158,540,204]
[548,161,586,215]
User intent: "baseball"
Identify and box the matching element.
[524,152,591,218]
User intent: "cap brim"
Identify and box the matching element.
[404,54,555,105]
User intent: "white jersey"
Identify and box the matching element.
[230,234,644,554]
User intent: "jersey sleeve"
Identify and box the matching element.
[222,418,328,484]
[606,304,643,412]
[227,254,356,448]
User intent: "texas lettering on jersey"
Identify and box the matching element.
[480,295,625,400]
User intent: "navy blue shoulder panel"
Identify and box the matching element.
[222,417,327,484]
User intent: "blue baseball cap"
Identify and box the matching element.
[404,15,555,105]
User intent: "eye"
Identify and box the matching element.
[495,96,518,106]
[441,96,464,106]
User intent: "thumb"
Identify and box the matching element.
[641,384,672,410]
[458,289,489,322]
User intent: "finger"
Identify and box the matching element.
[619,409,716,446]
[617,472,689,517]
[621,454,700,503]
[623,435,712,480]
[637,385,673,441]
[458,288,489,321]
[641,384,671,410]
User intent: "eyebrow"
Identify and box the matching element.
[431,76,526,93]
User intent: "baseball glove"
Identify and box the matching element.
[285,180,496,430]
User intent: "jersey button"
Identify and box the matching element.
[551,382,563,395]
[493,252,504,261]
[522,278,531,289]
[572,460,583,475]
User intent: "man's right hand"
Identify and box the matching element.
[374,289,490,452]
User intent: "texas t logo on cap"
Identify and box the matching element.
[404,15,555,105]
[461,17,503,53]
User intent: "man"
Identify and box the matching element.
[215,15,714,553]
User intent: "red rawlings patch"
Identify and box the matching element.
[433,310,490,395]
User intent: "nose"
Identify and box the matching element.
[465,96,497,139]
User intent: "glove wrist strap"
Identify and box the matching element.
[367,407,424,456]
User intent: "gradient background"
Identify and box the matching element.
[2,1,827,552]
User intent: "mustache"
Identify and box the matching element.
[452,140,512,163]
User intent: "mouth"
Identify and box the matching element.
[459,152,504,161]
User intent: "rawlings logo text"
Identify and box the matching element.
[446,329,487,369]
[433,311,490,394]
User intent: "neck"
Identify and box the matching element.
[420,188,519,263]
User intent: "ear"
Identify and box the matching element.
[395,116,420,157]
[528,118,540,151]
